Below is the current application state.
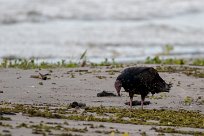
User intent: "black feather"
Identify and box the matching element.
[116,67,171,101]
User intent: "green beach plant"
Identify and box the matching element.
[184,96,193,105]
[163,44,174,55]
[1,104,204,128]
[145,56,185,65]
[192,59,204,66]
[79,50,87,67]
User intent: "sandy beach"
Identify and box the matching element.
[0,64,204,136]
[1,0,204,135]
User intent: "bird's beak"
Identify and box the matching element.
[115,80,121,97]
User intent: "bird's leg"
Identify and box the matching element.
[141,95,145,110]
[129,92,134,108]
[130,97,133,108]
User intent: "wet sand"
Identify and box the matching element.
[0,64,204,135]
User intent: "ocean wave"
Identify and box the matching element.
[0,0,204,62]
[0,0,204,24]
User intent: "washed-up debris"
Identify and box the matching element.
[17,76,22,79]
[125,100,150,106]
[74,69,89,72]
[196,96,204,105]
[70,101,86,108]
[96,76,107,79]
[30,73,50,80]
[97,91,116,97]
[0,112,16,116]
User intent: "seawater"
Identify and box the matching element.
[0,0,204,63]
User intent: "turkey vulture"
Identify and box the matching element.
[114,67,172,109]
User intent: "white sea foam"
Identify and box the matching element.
[0,0,204,62]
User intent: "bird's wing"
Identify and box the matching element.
[135,68,157,88]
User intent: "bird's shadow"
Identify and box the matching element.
[125,100,151,106]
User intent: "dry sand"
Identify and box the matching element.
[0,64,204,136]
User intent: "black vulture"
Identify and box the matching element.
[115,67,172,109]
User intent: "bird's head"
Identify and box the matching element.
[115,80,122,96]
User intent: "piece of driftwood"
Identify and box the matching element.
[30,73,50,80]
[70,101,86,108]
[97,91,116,97]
